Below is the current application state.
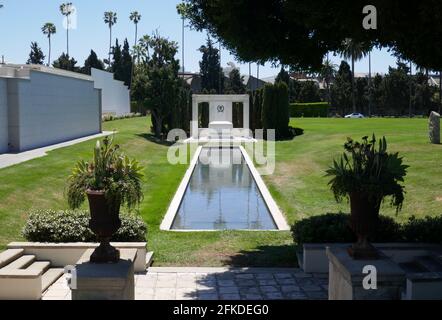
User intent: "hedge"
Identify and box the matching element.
[22,210,147,243]
[290,102,329,118]
[291,213,401,247]
[291,213,442,247]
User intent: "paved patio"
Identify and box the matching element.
[42,267,329,300]
[0,131,113,169]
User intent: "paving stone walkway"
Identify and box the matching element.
[42,267,329,300]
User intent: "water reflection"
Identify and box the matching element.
[172,148,277,230]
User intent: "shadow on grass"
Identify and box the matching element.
[137,133,175,147]
[221,245,298,268]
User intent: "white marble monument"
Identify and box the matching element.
[191,94,250,139]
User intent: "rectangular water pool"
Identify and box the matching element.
[171,148,277,230]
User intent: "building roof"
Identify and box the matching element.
[0,64,93,81]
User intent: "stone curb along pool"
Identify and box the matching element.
[161,146,289,231]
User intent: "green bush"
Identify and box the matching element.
[291,213,402,247]
[275,82,290,139]
[290,102,329,117]
[22,210,147,243]
[402,216,442,244]
[262,84,276,130]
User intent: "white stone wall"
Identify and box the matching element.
[91,68,130,116]
[0,78,8,153]
[7,71,101,152]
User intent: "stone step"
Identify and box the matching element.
[1,255,35,270]
[0,249,24,269]
[415,256,442,272]
[42,268,64,293]
[27,261,51,274]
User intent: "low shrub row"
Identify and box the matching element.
[102,113,143,122]
[290,102,329,118]
[291,213,442,247]
[22,210,147,243]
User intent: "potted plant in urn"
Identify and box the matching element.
[67,136,143,263]
[326,135,408,259]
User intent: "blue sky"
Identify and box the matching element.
[0,0,401,78]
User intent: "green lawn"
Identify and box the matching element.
[0,117,440,267]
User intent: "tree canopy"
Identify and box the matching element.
[52,53,78,72]
[27,42,45,65]
[82,50,105,75]
[184,0,442,70]
[199,37,223,93]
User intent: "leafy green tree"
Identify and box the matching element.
[319,58,337,105]
[184,1,442,71]
[52,52,78,72]
[276,67,290,85]
[276,67,297,103]
[132,34,182,138]
[27,42,45,65]
[382,62,411,115]
[104,11,117,67]
[111,39,122,74]
[296,81,321,103]
[59,3,74,56]
[199,37,223,93]
[41,23,56,66]
[225,68,245,94]
[355,77,369,114]
[331,61,353,116]
[110,39,133,87]
[121,39,133,87]
[413,72,437,115]
[371,74,384,115]
[81,50,105,75]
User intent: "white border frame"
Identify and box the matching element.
[160,146,290,231]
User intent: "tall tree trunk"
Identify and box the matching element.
[48,36,51,66]
[352,56,356,113]
[154,114,162,139]
[130,24,137,89]
[182,18,185,73]
[109,26,112,68]
[66,19,69,56]
[368,51,372,117]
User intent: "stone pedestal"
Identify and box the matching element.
[327,246,405,300]
[429,111,440,144]
[71,249,137,300]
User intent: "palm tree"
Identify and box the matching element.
[104,11,117,67]
[320,55,337,106]
[60,2,74,56]
[129,11,141,49]
[177,3,191,73]
[340,39,370,113]
[42,23,56,66]
[129,11,141,87]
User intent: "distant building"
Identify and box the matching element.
[179,69,266,93]
[91,68,130,116]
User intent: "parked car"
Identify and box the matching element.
[345,113,365,118]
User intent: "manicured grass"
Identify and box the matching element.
[268,118,442,225]
[0,117,440,267]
